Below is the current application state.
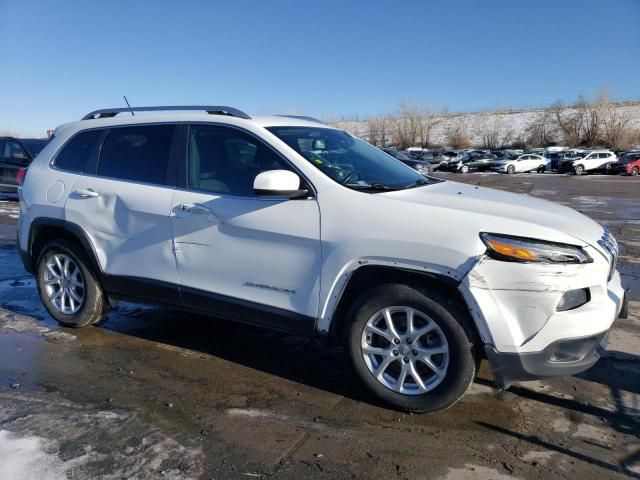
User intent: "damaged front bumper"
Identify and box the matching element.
[458,249,628,388]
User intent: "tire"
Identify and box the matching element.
[507,165,515,174]
[537,165,546,173]
[632,167,639,176]
[574,164,585,175]
[36,239,108,327]
[345,283,478,412]
[460,165,469,173]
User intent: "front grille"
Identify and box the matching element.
[597,228,618,281]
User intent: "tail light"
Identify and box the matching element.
[16,167,27,186]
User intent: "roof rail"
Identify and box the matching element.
[82,105,251,121]
[276,115,326,125]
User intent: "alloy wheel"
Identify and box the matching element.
[44,254,85,315]
[361,306,449,395]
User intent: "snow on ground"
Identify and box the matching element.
[0,430,76,480]
[0,201,19,220]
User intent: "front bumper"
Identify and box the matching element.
[459,249,627,387]
[486,330,609,388]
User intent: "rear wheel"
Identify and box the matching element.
[36,239,108,327]
[346,284,478,412]
[507,165,515,174]
[574,164,585,175]
[460,165,469,173]
[631,167,639,176]
[537,165,546,173]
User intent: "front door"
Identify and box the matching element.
[170,124,321,330]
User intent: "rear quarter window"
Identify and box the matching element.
[54,129,104,173]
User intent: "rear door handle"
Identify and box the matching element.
[74,189,100,198]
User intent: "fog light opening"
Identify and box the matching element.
[556,288,590,312]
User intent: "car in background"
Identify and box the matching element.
[380,148,432,176]
[445,152,497,173]
[547,151,578,171]
[491,153,548,174]
[561,150,617,175]
[0,137,50,192]
[608,151,640,175]
[418,151,450,169]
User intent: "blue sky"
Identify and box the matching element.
[1,0,638,136]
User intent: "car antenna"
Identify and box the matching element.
[123,96,135,116]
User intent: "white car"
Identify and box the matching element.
[17,105,627,412]
[491,154,549,174]
[569,150,618,175]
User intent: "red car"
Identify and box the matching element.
[608,151,640,176]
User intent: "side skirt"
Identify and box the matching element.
[102,275,317,336]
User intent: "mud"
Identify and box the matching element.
[0,175,638,479]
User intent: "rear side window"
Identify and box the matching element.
[55,129,104,173]
[97,125,176,185]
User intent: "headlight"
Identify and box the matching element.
[480,233,592,264]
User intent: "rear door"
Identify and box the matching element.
[170,124,321,328]
[64,124,180,302]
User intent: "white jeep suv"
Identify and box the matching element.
[17,106,628,412]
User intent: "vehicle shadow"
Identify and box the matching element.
[475,350,640,477]
[98,304,392,409]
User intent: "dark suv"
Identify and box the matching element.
[380,148,432,176]
[0,137,49,192]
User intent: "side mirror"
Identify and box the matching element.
[253,170,309,198]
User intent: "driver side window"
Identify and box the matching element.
[187,125,291,196]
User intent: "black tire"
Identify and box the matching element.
[574,164,584,175]
[460,165,469,173]
[345,283,478,413]
[632,167,639,177]
[507,165,515,174]
[537,165,546,173]
[36,239,108,327]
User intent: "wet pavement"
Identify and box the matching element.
[0,175,639,479]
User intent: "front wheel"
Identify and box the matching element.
[631,167,639,176]
[460,165,469,173]
[537,165,546,173]
[574,165,585,175]
[36,239,108,327]
[507,165,516,174]
[346,284,478,412]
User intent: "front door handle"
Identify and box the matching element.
[177,203,220,222]
[74,189,100,198]
[181,203,211,214]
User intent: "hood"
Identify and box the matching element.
[382,180,605,248]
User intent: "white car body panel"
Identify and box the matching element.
[18,113,625,365]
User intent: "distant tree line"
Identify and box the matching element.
[336,91,639,150]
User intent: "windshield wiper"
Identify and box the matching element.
[344,183,398,192]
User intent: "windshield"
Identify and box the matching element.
[267,127,434,190]
[383,149,412,161]
[20,139,49,157]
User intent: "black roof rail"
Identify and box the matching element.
[276,115,326,125]
[82,105,251,121]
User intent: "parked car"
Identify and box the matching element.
[491,154,548,174]
[445,153,497,173]
[380,148,432,176]
[547,151,577,171]
[18,105,627,413]
[608,151,640,175]
[418,151,451,168]
[559,150,617,175]
[0,137,49,192]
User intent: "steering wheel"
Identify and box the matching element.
[341,170,360,185]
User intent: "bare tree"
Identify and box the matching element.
[417,105,441,148]
[526,110,556,147]
[601,97,632,149]
[551,100,583,146]
[392,100,424,149]
[367,115,391,146]
[445,117,471,149]
[475,112,513,149]
[581,93,603,146]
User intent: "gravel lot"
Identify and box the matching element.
[0,173,638,479]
